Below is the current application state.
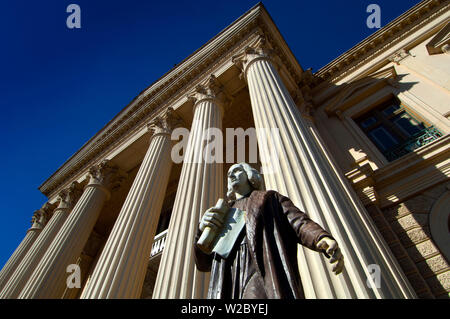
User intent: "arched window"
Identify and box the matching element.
[429,190,450,262]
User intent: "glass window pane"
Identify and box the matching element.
[391,113,425,137]
[368,126,399,151]
[382,104,400,116]
[360,117,377,128]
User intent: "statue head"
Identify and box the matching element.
[226,163,263,201]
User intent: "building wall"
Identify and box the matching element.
[312,21,450,298]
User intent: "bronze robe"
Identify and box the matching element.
[194,190,332,299]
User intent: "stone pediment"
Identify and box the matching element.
[324,66,398,116]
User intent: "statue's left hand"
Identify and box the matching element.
[316,237,344,275]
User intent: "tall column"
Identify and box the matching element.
[18,160,126,299]
[81,108,181,298]
[0,203,54,292]
[232,33,416,299]
[152,75,225,298]
[0,182,82,298]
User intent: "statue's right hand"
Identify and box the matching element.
[199,208,225,232]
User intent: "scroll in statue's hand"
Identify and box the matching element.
[316,237,345,275]
[199,208,226,232]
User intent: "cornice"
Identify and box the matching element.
[38,3,304,198]
[314,0,449,84]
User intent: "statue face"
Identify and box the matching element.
[227,164,250,192]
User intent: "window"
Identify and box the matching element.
[356,98,442,161]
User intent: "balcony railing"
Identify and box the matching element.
[150,229,168,258]
[383,126,443,162]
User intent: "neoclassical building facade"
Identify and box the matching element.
[1,0,449,299]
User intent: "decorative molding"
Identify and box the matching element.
[388,49,413,65]
[426,21,450,54]
[324,66,398,116]
[373,135,450,208]
[345,134,450,207]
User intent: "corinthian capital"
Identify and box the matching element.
[148,107,183,137]
[187,75,229,113]
[232,33,277,79]
[56,181,83,211]
[30,210,45,230]
[29,201,54,230]
[88,160,127,195]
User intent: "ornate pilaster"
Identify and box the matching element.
[0,203,55,292]
[232,33,416,299]
[18,160,125,299]
[81,108,181,299]
[0,182,82,298]
[152,76,225,298]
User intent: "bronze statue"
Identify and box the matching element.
[194,163,344,299]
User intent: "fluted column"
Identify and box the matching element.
[232,34,416,299]
[18,160,126,299]
[0,203,54,292]
[81,108,181,299]
[0,182,82,298]
[152,75,225,298]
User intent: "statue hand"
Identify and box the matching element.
[316,237,344,275]
[199,208,226,232]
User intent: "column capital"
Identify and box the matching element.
[232,33,279,80]
[29,210,45,232]
[28,202,57,232]
[87,160,127,199]
[187,75,229,117]
[55,181,83,211]
[147,107,183,138]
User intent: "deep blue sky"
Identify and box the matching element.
[0,0,421,268]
